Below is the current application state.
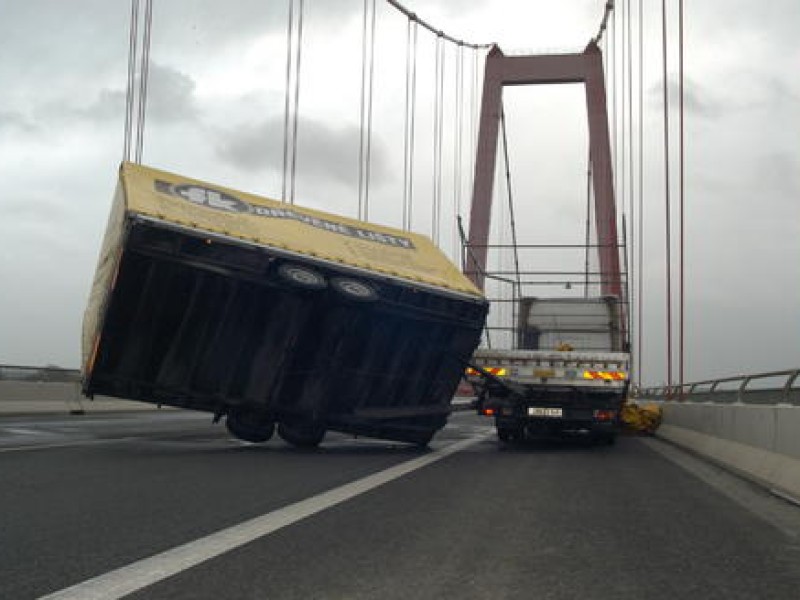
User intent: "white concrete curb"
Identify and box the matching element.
[657,423,800,503]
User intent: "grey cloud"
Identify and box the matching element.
[30,62,198,126]
[647,77,723,118]
[754,152,799,198]
[216,115,390,189]
[140,63,199,122]
[0,110,39,134]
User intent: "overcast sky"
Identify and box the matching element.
[0,0,798,386]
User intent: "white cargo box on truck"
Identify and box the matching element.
[517,296,624,352]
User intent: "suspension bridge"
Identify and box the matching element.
[1,1,799,598]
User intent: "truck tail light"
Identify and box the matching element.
[593,409,616,422]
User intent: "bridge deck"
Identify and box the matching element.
[2,412,799,599]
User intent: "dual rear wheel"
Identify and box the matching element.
[225,411,326,448]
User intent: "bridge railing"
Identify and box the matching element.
[639,368,800,406]
[0,364,80,383]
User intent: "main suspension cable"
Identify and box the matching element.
[592,1,615,45]
[384,0,493,49]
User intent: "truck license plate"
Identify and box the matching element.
[528,407,563,418]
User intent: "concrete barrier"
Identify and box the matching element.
[0,381,169,416]
[656,400,800,502]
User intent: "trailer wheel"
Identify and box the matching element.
[277,263,327,290]
[278,422,326,448]
[226,411,275,443]
[411,429,436,448]
[330,277,378,302]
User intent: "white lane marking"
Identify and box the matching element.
[0,438,138,454]
[3,427,43,435]
[40,430,493,600]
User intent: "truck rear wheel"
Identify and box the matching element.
[226,411,275,443]
[593,433,617,446]
[497,428,520,443]
[278,422,326,448]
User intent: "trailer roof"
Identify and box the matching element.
[120,162,482,297]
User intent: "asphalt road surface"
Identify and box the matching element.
[2,410,800,599]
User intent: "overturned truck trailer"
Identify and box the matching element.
[82,163,488,446]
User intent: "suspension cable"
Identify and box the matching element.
[622,215,632,347]
[592,1,615,45]
[499,107,523,302]
[584,149,592,297]
[281,0,304,204]
[661,0,673,397]
[457,216,492,349]
[432,35,444,245]
[627,0,635,361]
[610,7,617,204]
[678,0,685,398]
[123,0,140,162]
[358,0,377,221]
[619,0,626,241]
[281,0,295,203]
[134,0,153,164]
[383,0,492,49]
[288,0,304,206]
[452,44,464,259]
[402,19,418,231]
[637,0,644,387]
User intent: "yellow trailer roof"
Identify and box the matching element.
[120,162,482,297]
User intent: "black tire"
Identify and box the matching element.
[278,422,326,448]
[411,429,437,448]
[330,277,378,302]
[593,433,616,446]
[277,263,327,290]
[226,411,275,443]
[498,428,523,444]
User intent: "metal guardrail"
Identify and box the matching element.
[0,364,80,383]
[639,368,800,406]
